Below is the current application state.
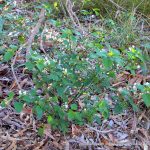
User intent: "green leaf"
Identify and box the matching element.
[7,92,15,101]
[57,87,64,96]
[98,100,109,119]
[22,95,33,103]
[38,127,44,136]
[49,74,59,81]
[0,16,4,32]
[94,115,101,124]
[47,115,53,124]
[71,104,78,110]
[9,45,18,51]
[1,101,6,107]
[35,106,43,119]
[3,49,14,61]
[102,57,113,69]
[68,110,75,120]
[114,103,123,114]
[137,84,145,92]
[128,98,138,112]
[43,2,52,12]
[18,35,26,44]
[14,102,23,113]
[25,62,34,70]
[142,93,150,107]
[36,60,45,71]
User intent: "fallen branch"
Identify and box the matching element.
[40,23,50,59]
[26,8,45,58]
[86,124,114,134]
[65,0,85,34]
[11,44,26,91]
[11,8,45,90]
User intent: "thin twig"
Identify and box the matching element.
[11,44,26,91]
[40,23,50,59]
[86,124,114,134]
[108,0,125,10]
[26,8,45,58]
[65,0,85,34]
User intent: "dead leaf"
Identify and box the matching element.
[10,81,17,90]
[22,107,32,114]
[20,78,28,88]
[0,85,2,96]
[0,65,9,73]
[71,124,82,137]
[52,141,63,150]
[129,76,138,84]
[44,124,55,140]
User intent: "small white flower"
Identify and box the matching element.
[33,51,37,55]
[19,90,22,95]
[118,87,123,92]
[137,65,140,69]
[19,90,27,95]
[133,85,137,91]
[23,91,27,95]
[129,47,132,51]
[64,102,68,109]
[91,15,95,18]
[144,82,150,86]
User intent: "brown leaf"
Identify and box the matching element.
[129,76,138,84]
[71,124,82,137]
[52,141,63,150]
[22,107,32,114]
[10,81,17,90]
[44,124,55,140]
[0,85,2,97]
[108,133,116,143]
[20,78,28,88]
[0,65,9,73]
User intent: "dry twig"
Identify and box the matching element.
[65,0,85,34]
[26,8,45,58]
[11,44,26,91]
[86,124,114,134]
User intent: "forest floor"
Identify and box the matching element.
[1,103,150,149]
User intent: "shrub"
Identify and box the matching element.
[15,28,148,132]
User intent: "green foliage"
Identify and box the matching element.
[142,93,150,107]
[14,102,24,113]
[1,92,15,107]
[3,45,18,62]
[15,26,148,132]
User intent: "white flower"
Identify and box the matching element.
[19,90,22,95]
[129,47,132,51]
[133,85,137,91]
[118,87,123,92]
[65,102,68,109]
[144,82,150,86]
[62,68,67,75]
[137,65,140,69]
[91,15,95,18]
[19,90,27,95]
